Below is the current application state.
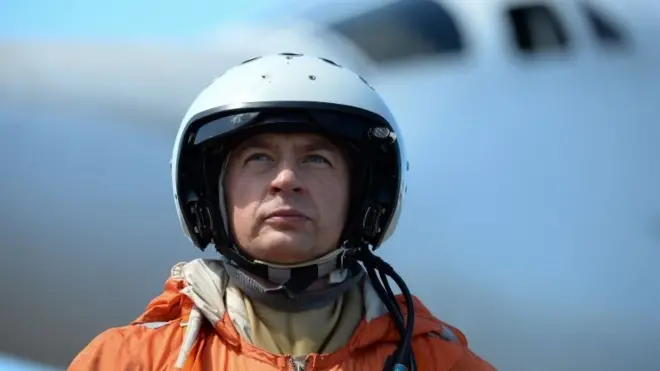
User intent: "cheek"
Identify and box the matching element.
[230,205,251,237]
[226,167,265,208]
[225,174,259,235]
[316,175,350,223]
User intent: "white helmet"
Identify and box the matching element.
[170,53,408,284]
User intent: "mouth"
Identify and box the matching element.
[264,209,309,220]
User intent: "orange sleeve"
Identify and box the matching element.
[67,328,139,371]
[412,335,497,371]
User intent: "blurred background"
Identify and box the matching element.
[1,0,659,370]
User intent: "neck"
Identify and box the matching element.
[240,278,365,356]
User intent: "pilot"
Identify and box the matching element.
[69,53,496,371]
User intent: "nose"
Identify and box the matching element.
[269,164,304,195]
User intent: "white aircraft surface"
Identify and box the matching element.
[1,0,659,370]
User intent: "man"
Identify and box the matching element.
[69,53,495,370]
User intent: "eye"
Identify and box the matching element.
[304,154,331,165]
[244,152,272,163]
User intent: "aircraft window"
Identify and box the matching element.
[507,4,570,53]
[580,2,626,45]
[328,0,464,64]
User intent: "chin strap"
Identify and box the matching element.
[221,246,354,293]
[253,247,351,284]
[224,257,364,312]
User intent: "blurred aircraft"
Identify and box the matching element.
[1,0,659,370]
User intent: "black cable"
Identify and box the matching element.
[380,262,417,371]
[378,269,417,371]
[378,269,400,315]
[366,266,404,332]
[359,249,416,371]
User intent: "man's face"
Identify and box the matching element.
[224,132,350,264]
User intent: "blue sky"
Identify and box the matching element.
[0,354,61,371]
[0,0,270,38]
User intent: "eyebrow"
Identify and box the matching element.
[233,134,354,172]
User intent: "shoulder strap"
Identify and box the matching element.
[428,324,461,344]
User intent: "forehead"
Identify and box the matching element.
[233,132,343,153]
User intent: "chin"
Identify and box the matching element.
[254,231,315,264]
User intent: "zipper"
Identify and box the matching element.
[289,355,309,371]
